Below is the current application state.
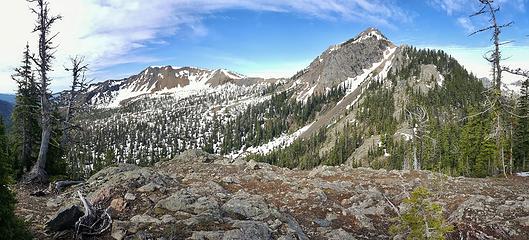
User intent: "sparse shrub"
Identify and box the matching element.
[389,187,454,240]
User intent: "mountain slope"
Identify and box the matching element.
[0,93,16,104]
[292,28,396,102]
[0,99,13,125]
[71,27,488,177]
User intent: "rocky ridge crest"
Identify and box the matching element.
[15,150,529,239]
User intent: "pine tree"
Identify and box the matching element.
[389,187,454,240]
[11,44,41,178]
[513,78,529,171]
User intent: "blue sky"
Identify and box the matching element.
[1,0,528,93]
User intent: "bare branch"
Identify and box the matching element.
[502,66,529,78]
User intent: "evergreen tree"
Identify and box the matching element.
[513,78,529,171]
[11,44,41,178]
[389,187,454,240]
[0,116,32,239]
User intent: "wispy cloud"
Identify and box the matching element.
[0,0,411,93]
[457,17,475,34]
[429,0,527,35]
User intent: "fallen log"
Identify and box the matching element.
[54,180,84,192]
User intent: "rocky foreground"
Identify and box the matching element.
[15,150,529,239]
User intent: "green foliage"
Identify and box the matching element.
[390,187,454,240]
[0,117,32,239]
[10,44,41,179]
[381,46,490,176]
[458,110,498,177]
[220,85,346,155]
[513,78,529,171]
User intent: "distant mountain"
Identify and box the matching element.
[80,66,275,108]
[0,99,13,126]
[69,27,488,176]
[0,93,16,104]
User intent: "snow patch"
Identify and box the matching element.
[244,122,314,155]
[438,73,445,86]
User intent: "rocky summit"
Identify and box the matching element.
[15,150,529,239]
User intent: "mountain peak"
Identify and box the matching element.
[354,27,388,42]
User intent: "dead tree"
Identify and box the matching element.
[75,191,112,239]
[405,106,428,171]
[62,56,89,148]
[25,0,62,184]
[469,0,513,177]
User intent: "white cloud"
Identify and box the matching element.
[0,0,409,93]
[430,0,468,15]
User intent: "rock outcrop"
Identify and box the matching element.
[16,150,529,239]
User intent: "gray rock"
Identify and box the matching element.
[223,221,271,240]
[124,193,136,201]
[272,210,308,240]
[190,231,224,240]
[326,228,357,240]
[277,235,296,240]
[314,219,331,227]
[188,181,227,195]
[137,182,163,193]
[193,196,221,215]
[45,205,84,232]
[111,220,128,240]
[160,214,176,224]
[246,160,260,170]
[155,189,196,212]
[222,191,270,220]
[517,216,529,227]
[222,176,240,184]
[130,214,161,224]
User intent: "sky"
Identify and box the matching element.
[1,0,528,94]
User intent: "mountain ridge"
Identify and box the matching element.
[68,27,489,178]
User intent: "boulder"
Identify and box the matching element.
[223,221,271,240]
[222,191,270,220]
[45,205,84,232]
[124,193,136,201]
[326,228,357,240]
[155,189,197,212]
[130,214,161,224]
[136,182,163,193]
[110,198,126,212]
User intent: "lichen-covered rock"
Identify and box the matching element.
[155,189,197,212]
[223,221,271,240]
[32,151,529,240]
[222,191,271,220]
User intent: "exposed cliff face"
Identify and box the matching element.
[15,150,529,240]
[292,28,396,102]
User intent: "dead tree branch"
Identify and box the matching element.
[75,191,112,239]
